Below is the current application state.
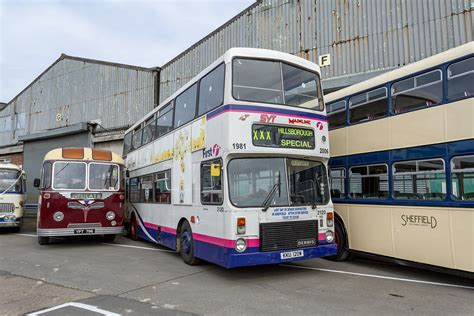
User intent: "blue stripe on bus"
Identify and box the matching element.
[329,138,474,208]
[207,104,327,121]
[137,221,337,268]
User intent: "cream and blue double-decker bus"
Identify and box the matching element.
[0,162,26,232]
[326,42,473,275]
[124,48,337,268]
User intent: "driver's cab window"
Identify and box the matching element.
[41,162,52,189]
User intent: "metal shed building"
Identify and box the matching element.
[159,0,473,103]
[0,55,158,204]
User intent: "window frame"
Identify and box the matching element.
[327,100,347,129]
[329,167,346,199]
[197,63,225,117]
[450,155,474,201]
[87,162,121,192]
[201,158,224,205]
[41,161,52,190]
[391,69,443,114]
[154,169,172,204]
[392,158,446,201]
[348,87,388,124]
[231,57,324,111]
[155,101,174,139]
[51,161,88,191]
[173,83,198,129]
[447,56,474,102]
[348,163,389,200]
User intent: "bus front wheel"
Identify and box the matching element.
[38,236,49,245]
[327,221,350,262]
[179,221,200,266]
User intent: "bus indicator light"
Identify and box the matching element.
[237,217,246,234]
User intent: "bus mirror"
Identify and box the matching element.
[211,163,221,177]
[33,178,41,188]
[125,169,130,178]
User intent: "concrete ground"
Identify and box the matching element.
[0,217,472,316]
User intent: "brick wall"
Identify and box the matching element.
[0,152,23,166]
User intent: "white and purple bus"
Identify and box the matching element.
[123,48,336,268]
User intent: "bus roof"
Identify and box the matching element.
[0,163,22,171]
[127,47,322,133]
[44,148,124,164]
[325,41,474,104]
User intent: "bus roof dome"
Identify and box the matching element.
[44,147,124,164]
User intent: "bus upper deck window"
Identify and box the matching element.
[391,69,442,114]
[349,87,387,124]
[198,63,225,116]
[447,57,474,101]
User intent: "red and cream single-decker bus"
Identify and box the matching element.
[35,147,125,245]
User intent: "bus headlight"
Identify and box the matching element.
[325,230,334,243]
[106,211,115,221]
[53,211,64,222]
[235,238,247,253]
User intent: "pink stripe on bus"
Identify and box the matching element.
[144,222,259,248]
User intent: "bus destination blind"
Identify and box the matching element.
[252,124,315,149]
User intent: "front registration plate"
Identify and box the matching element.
[280,250,304,260]
[74,229,95,234]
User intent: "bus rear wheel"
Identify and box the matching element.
[129,215,139,241]
[38,236,49,245]
[327,221,350,262]
[179,221,200,265]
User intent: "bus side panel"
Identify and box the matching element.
[347,204,394,257]
[347,119,389,156]
[445,98,474,141]
[391,205,453,269]
[451,208,474,272]
[329,128,348,157]
[389,106,445,150]
[172,125,193,205]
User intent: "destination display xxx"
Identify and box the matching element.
[252,124,315,149]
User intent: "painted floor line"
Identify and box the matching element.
[27,302,120,316]
[102,242,175,252]
[281,264,474,290]
[16,233,37,237]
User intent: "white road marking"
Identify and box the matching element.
[14,232,174,253]
[101,242,174,252]
[27,302,121,316]
[281,264,474,290]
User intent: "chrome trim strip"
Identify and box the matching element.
[37,226,124,236]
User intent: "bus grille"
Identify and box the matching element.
[0,203,15,214]
[260,220,318,252]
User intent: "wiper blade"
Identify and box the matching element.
[262,173,281,212]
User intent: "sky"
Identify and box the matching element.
[0,0,255,102]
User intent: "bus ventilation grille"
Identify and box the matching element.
[259,220,318,252]
[0,203,15,214]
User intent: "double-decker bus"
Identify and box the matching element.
[0,162,26,232]
[123,48,336,268]
[35,147,125,245]
[325,42,473,274]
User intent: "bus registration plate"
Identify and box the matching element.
[280,250,304,260]
[74,229,95,234]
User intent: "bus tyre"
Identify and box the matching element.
[38,236,49,245]
[103,234,116,242]
[327,221,350,262]
[10,226,21,233]
[129,215,139,241]
[179,221,201,266]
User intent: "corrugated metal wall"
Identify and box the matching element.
[0,57,156,147]
[159,0,473,102]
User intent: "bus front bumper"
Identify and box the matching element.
[224,243,337,268]
[37,226,124,237]
[0,216,22,227]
